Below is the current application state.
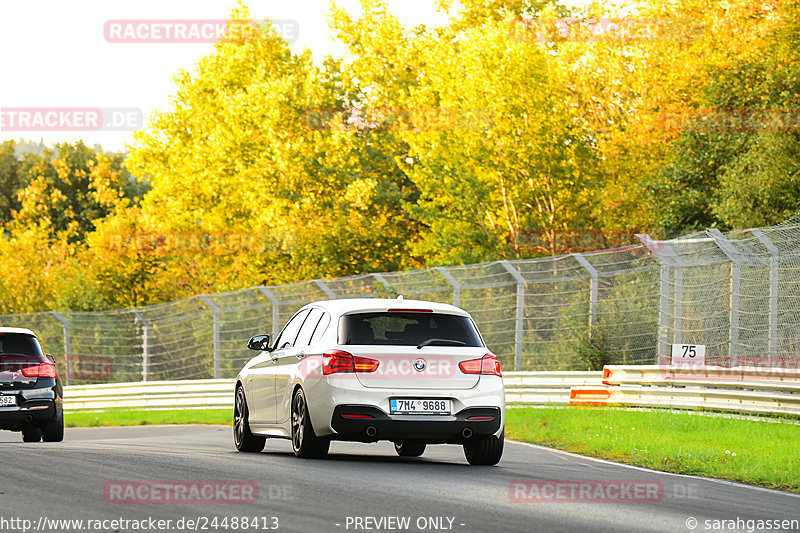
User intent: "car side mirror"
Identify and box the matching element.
[45,354,56,364]
[247,334,271,352]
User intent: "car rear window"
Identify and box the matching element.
[339,312,483,347]
[0,334,45,376]
[0,333,43,357]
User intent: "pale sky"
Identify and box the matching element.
[0,0,451,151]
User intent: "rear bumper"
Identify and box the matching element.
[305,373,505,440]
[0,388,61,430]
[331,405,502,444]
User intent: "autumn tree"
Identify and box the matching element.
[0,140,27,226]
[124,4,419,298]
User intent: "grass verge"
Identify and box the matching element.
[506,407,800,493]
[66,408,232,428]
[65,406,800,493]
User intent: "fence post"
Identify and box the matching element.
[133,310,151,382]
[708,228,742,366]
[674,265,684,346]
[636,234,673,363]
[199,295,221,379]
[658,264,671,363]
[435,266,461,307]
[751,229,780,365]
[571,253,599,330]
[256,286,280,338]
[50,311,71,386]
[313,279,335,299]
[500,261,525,371]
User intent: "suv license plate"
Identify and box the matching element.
[390,398,450,415]
[0,395,16,407]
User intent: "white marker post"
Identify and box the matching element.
[671,344,706,366]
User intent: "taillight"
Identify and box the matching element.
[21,362,56,378]
[459,353,502,377]
[323,350,379,375]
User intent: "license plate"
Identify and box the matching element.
[0,395,16,407]
[390,398,450,415]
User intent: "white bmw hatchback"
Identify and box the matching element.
[234,297,505,465]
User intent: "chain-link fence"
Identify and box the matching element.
[3,217,799,384]
[640,217,800,369]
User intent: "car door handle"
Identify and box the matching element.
[271,355,279,363]
[296,352,306,360]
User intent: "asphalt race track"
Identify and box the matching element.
[1,426,798,533]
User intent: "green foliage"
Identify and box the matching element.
[649,0,800,232]
[715,133,800,228]
[13,141,138,242]
[574,327,612,371]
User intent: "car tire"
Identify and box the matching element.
[291,388,329,459]
[394,441,426,457]
[42,412,64,442]
[463,429,504,466]
[234,385,266,453]
[22,427,42,442]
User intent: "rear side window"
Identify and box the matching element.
[0,333,43,357]
[294,308,323,348]
[310,312,330,345]
[274,309,310,350]
[339,312,483,347]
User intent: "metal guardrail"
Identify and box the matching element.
[64,379,234,410]
[62,367,800,417]
[503,371,602,406]
[62,373,603,411]
[570,365,800,417]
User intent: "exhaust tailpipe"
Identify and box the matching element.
[365,426,378,438]
[24,415,33,423]
[461,427,473,439]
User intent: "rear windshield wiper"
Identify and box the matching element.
[417,338,467,349]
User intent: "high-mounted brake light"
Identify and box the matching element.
[323,350,380,375]
[21,362,56,378]
[387,309,432,313]
[458,353,502,377]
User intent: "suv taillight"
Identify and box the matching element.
[21,362,56,378]
[459,353,502,377]
[323,350,379,375]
